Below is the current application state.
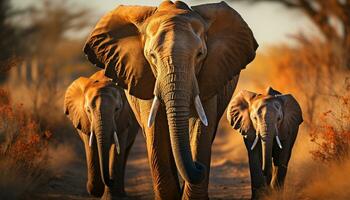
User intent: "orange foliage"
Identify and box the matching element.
[0,88,51,198]
[310,94,350,163]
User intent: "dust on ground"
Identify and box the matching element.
[33,128,251,200]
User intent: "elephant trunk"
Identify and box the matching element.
[160,62,206,185]
[95,110,113,187]
[260,124,273,184]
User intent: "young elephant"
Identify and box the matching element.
[227,87,303,199]
[64,70,139,199]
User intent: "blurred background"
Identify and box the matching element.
[0,0,349,199]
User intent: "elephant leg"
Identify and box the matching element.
[271,164,279,189]
[106,128,130,197]
[80,132,104,197]
[181,96,218,200]
[271,142,282,189]
[244,138,266,200]
[271,163,287,190]
[145,106,181,199]
[126,94,181,199]
[271,144,288,190]
[271,127,298,189]
[102,125,138,199]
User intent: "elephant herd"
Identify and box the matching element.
[63,1,303,200]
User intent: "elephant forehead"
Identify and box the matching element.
[251,98,270,112]
[263,97,283,109]
[252,97,283,116]
[146,11,204,33]
[158,1,191,11]
[145,1,205,34]
[250,98,265,110]
[85,82,118,99]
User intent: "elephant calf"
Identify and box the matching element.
[227,87,303,199]
[64,70,140,199]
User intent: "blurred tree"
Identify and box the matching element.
[229,0,350,68]
[20,0,90,59]
[13,0,93,120]
[0,0,19,75]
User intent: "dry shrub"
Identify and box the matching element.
[7,66,78,144]
[266,40,343,125]
[0,62,84,199]
[0,89,10,105]
[0,88,51,199]
[310,94,350,163]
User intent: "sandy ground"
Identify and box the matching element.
[35,127,251,200]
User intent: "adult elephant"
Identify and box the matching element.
[84,1,258,199]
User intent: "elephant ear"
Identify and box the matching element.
[265,86,282,96]
[89,70,110,82]
[227,90,257,137]
[277,94,303,140]
[83,5,157,100]
[192,2,258,101]
[64,77,91,134]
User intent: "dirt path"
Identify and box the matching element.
[37,130,251,200]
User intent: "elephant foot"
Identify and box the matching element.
[181,184,209,200]
[251,186,270,200]
[87,181,104,197]
[101,187,128,200]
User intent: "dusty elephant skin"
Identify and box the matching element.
[227,87,303,199]
[83,1,258,199]
[64,70,140,199]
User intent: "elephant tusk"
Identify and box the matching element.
[275,125,283,149]
[89,131,93,147]
[113,131,120,154]
[276,135,283,149]
[250,135,259,151]
[147,96,160,128]
[194,95,208,126]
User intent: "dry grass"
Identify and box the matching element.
[0,88,51,199]
[309,94,350,163]
[0,81,78,199]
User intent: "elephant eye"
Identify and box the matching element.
[149,52,156,63]
[253,116,257,121]
[277,116,282,121]
[197,51,203,58]
[115,104,122,113]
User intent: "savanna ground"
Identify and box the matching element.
[1,0,350,199]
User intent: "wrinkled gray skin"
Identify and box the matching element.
[227,87,303,199]
[64,71,140,199]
